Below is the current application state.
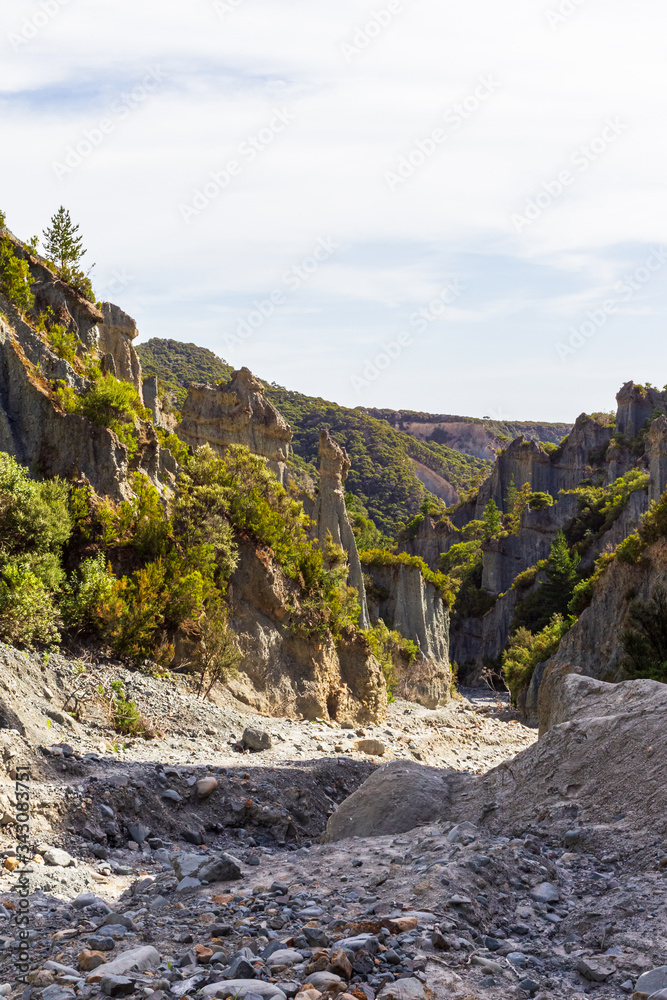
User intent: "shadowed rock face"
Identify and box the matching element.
[178,368,292,483]
[313,429,370,629]
[616,380,667,439]
[648,414,667,502]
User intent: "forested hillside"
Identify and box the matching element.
[137,338,491,535]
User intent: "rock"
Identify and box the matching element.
[312,429,370,629]
[377,980,425,1000]
[162,789,182,803]
[324,761,456,841]
[182,829,205,845]
[577,957,614,982]
[329,949,353,978]
[98,302,144,400]
[195,944,213,964]
[354,739,386,756]
[100,975,135,997]
[73,892,97,909]
[78,950,108,971]
[267,948,305,967]
[2,857,18,871]
[100,913,135,930]
[202,981,287,999]
[447,821,477,844]
[43,847,74,867]
[198,853,243,883]
[529,882,560,904]
[302,927,329,949]
[518,979,539,995]
[307,973,343,989]
[243,728,273,752]
[196,776,219,800]
[646,992,667,1000]
[87,936,115,952]
[636,968,667,999]
[41,987,75,1000]
[86,946,160,983]
[127,823,151,845]
[177,876,202,892]
[472,956,503,974]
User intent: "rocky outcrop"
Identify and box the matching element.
[364,561,450,708]
[178,369,292,483]
[142,375,177,432]
[226,538,387,724]
[98,302,144,401]
[313,430,369,629]
[449,587,519,682]
[647,414,667,502]
[0,297,175,500]
[615,380,667,439]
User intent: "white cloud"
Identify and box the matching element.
[2,0,667,418]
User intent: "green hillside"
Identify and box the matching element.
[136,338,491,536]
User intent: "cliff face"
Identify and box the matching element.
[647,415,667,502]
[98,302,144,402]
[365,562,451,708]
[615,381,667,438]
[312,430,370,629]
[226,538,387,724]
[179,369,292,483]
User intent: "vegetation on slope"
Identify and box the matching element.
[136,338,491,537]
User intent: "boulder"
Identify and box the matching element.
[201,982,286,999]
[324,761,459,841]
[86,947,160,983]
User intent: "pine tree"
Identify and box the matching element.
[42,207,86,274]
[537,531,580,621]
[482,498,503,541]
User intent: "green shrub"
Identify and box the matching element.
[616,532,645,565]
[108,679,154,737]
[0,237,34,314]
[188,600,242,698]
[513,532,580,633]
[0,562,61,648]
[61,555,116,630]
[78,372,147,429]
[512,565,538,591]
[0,454,71,588]
[528,492,554,511]
[47,323,79,364]
[621,587,667,682]
[502,614,572,704]
[365,619,418,695]
[360,548,454,605]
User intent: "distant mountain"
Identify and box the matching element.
[369,409,573,461]
[136,338,492,535]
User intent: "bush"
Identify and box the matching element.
[502,614,572,704]
[512,566,538,591]
[0,237,34,314]
[528,492,554,511]
[0,562,61,648]
[616,532,645,565]
[61,555,116,630]
[188,600,242,699]
[621,587,667,682]
[361,548,454,606]
[78,372,147,429]
[107,679,154,737]
[0,453,71,588]
[365,619,418,695]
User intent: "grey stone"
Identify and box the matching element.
[100,976,135,998]
[88,935,116,951]
[72,893,97,909]
[198,854,243,883]
[87,946,160,980]
[577,957,614,983]
[162,789,182,803]
[201,981,286,999]
[636,968,667,998]
[306,974,343,990]
[176,877,202,892]
[127,823,151,845]
[100,913,135,930]
[529,882,560,904]
[41,987,75,1000]
[43,847,74,867]
[447,822,477,844]
[302,926,329,948]
[377,979,425,1000]
[242,728,272,752]
[266,948,303,966]
[518,979,539,995]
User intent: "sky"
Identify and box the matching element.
[1,0,667,422]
